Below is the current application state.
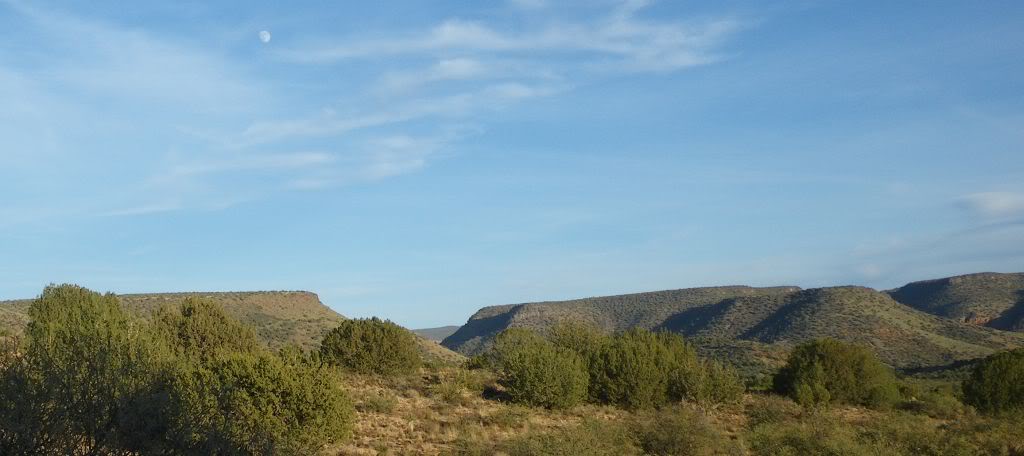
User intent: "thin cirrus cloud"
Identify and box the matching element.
[957,192,1024,219]
[278,4,743,73]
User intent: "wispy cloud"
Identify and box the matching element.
[957,191,1024,218]
[281,4,742,73]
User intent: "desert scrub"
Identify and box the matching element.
[631,405,739,456]
[500,418,640,456]
[745,394,802,428]
[319,317,421,375]
[356,390,398,414]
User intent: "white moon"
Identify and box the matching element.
[259,30,271,43]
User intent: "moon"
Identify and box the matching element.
[258,30,271,44]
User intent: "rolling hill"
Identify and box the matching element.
[1,291,344,350]
[442,280,1024,371]
[888,272,1024,331]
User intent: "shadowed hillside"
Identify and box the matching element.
[443,281,1024,370]
[442,286,799,356]
[888,272,1024,331]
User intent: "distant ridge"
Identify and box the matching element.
[442,276,1024,371]
[413,325,461,342]
[888,272,1024,331]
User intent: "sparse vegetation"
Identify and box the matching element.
[3,280,1024,455]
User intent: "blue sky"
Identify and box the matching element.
[2,0,1023,328]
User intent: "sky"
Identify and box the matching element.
[1,0,1023,328]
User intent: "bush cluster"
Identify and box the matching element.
[319,317,422,375]
[0,284,354,455]
[489,324,744,410]
[962,348,1024,414]
[489,329,588,409]
[773,338,900,409]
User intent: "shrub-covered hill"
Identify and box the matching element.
[443,283,1024,370]
[888,272,1024,331]
[0,291,341,350]
[442,285,799,356]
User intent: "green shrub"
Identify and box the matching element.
[0,284,355,455]
[319,317,421,375]
[589,329,693,409]
[962,348,1024,414]
[167,350,354,455]
[549,321,609,362]
[152,297,260,361]
[673,358,745,407]
[773,338,900,409]
[500,418,640,456]
[631,406,737,456]
[491,329,588,409]
[0,284,170,454]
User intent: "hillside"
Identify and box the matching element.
[0,291,343,350]
[888,272,1024,331]
[413,325,461,342]
[442,286,799,356]
[443,283,1024,370]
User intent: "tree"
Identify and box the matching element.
[962,348,1024,414]
[319,318,421,375]
[491,328,589,409]
[773,338,899,409]
[589,329,684,409]
[166,350,353,455]
[152,297,260,362]
[0,284,167,454]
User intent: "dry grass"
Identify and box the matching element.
[329,370,628,455]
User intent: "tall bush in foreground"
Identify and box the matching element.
[773,338,899,409]
[0,284,355,455]
[491,329,588,409]
[589,329,705,409]
[319,317,421,375]
[962,348,1024,414]
[167,350,353,454]
[0,284,166,454]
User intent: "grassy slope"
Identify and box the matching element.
[888,272,1024,331]
[443,283,1024,370]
